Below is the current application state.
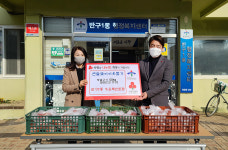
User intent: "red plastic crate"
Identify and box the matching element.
[139,106,199,134]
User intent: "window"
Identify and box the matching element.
[4,29,25,76]
[151,19,177,34]
[44,17,71,33]
[194,39,228,75]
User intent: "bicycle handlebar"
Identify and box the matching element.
[214,78,228,87]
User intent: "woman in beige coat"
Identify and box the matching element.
[62,46,94,107]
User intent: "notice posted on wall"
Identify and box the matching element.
[84,63,142,100]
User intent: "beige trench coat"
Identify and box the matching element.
[62,67,94,107]
[62,68,82,106]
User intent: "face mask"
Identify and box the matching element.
[74,56,85,65]
[149,48,161,58]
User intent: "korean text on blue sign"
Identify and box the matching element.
[74,18,148,34]
[180,29,193,93]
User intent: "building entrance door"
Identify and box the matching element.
[74,37,111,63]
[112,37,146,63]
[145,34,177,104]
[74,37,112,106]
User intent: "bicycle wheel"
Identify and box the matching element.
[205,95,220,117]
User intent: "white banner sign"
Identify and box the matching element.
[85,63,142,100]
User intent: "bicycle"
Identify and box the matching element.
[205,78,228,117]
[168,80,176,105]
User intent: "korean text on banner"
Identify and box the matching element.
[84,63,142,100]
[25,23,39,36]
[180,29,193,93]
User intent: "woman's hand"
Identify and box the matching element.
[79,79,88,88]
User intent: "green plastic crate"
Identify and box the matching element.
[86,107,141,134]
[25,106,88,134]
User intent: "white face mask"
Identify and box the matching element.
[74,56,85,65]
[149,48,161,58]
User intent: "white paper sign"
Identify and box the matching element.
[94,48,103,61]
[84,63,142,100]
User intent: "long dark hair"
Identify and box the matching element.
[68,46,88,71]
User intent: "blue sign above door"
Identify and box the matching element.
[73,18,148,34]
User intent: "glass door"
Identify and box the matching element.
[145,34,177,104]
[111,37,146,106]
[74,37,111,63]
[148,19,178,104]
[112,37,146,63]
[74,37,111,106]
